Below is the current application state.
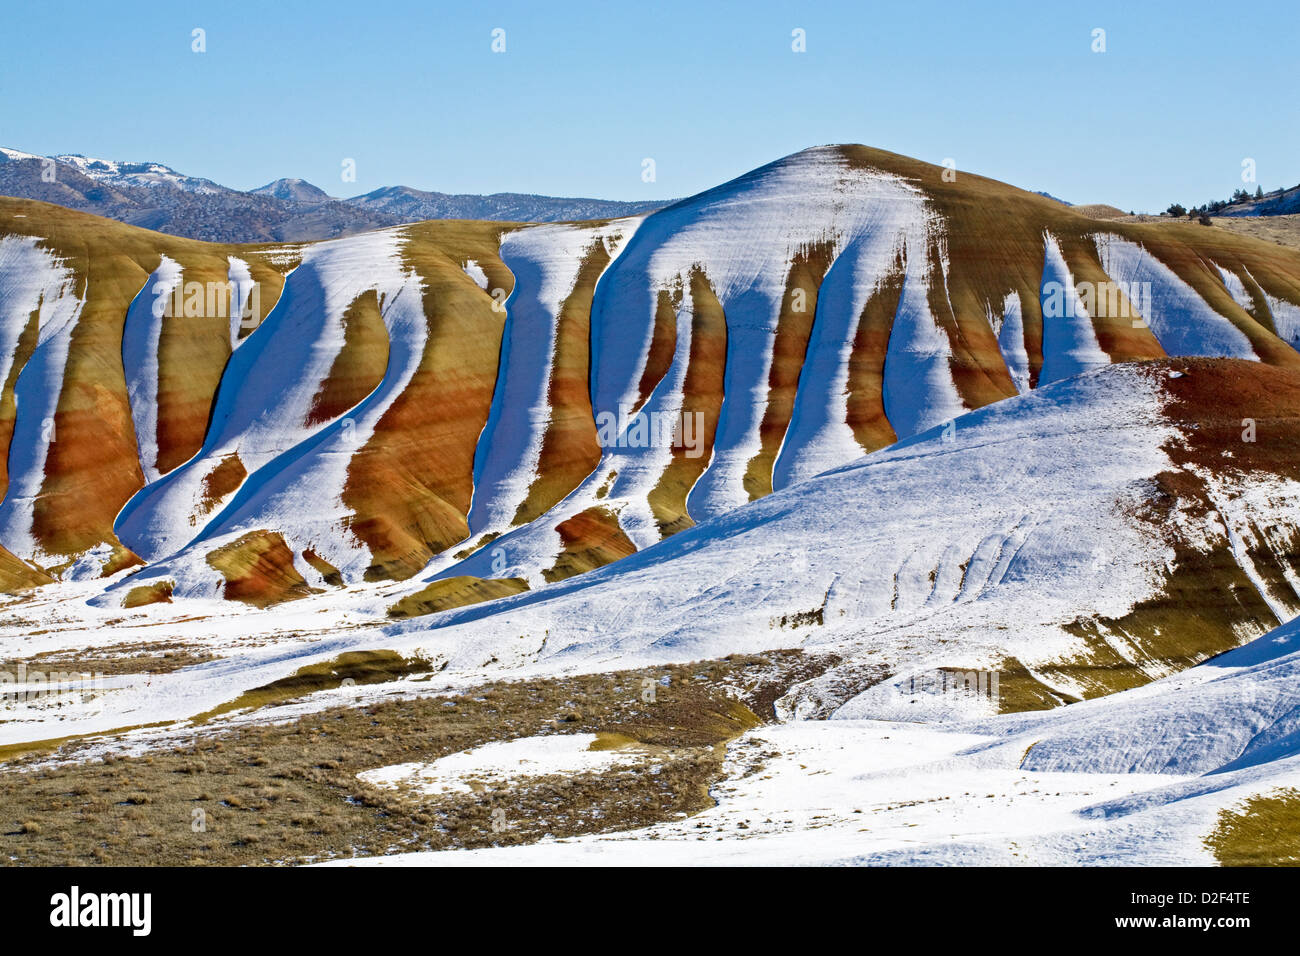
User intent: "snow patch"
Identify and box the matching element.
[357,733,651,796]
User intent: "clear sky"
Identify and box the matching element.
[2,0,1295,211]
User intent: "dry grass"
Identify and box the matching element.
[1208,214,1300,252]
[1207,788,1300,865]
[14,640,215,676]
[0,650,829,866]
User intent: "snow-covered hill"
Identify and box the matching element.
[4,144,1300,866]
[1,145,1299,620]
[1,145,1300,746]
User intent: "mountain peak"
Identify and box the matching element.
[251,177,333,204]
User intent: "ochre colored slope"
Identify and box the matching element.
[513,236,611,526]
[387,574,529,619]
[341,221,517,580]
[632,289,680,414]
[199,454,247,516]
[0,543,53,592]
[205,530,321,607]
[845,255,905,452]
[542,505,638,582]
[646,268,728,536]
[304,290,390,427]
[922,238,1018,410]
[0,198,288,560]
[745,240,837,499]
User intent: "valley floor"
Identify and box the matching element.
[321,705,1300,868]
[2,626,1296,866]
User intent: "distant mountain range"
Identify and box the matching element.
[0,147,674,242]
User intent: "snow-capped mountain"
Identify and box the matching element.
[53,154,227,194]
[250,177,334,204]
[0,147,674,241]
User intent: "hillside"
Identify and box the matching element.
[6,144,1300,866]
[3,145,1300,602]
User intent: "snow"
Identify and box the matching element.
[1096,234,1257,359]
[991,291,1030,393]
[358,733,651,796]
[1215,262,1254,313]
[878,246,968,440]
[1259,282,1300,348]
[468,220,637,536]
[115,226,430,582]
[1037,233,1110,384]
[462,259,489,290]
[226,256,255,349]
[0,236,86,561]
[121,256,182,483]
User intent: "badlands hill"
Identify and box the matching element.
[4,145,1300,866]
[1,144,1300,711]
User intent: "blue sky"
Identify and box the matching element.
[2,0,1295,211]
